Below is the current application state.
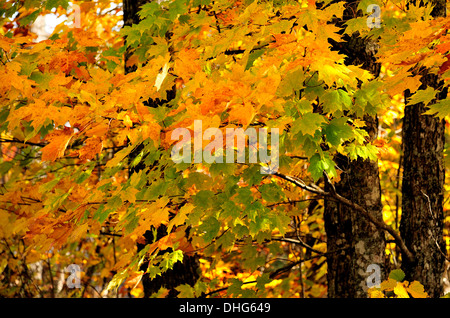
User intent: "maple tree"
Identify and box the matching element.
[0,0,449,298]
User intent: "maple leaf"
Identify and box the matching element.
[407,281,428,298]
[293,112,326,136]
[132,199,170,238]
[41,128,75,162]
[228,102,255,128]
[407,87,437,106]
[174,48,201,81]
[0,35,14,52]
[78,136,103,161]
[394,282,410,298]
[423,98,450,118]
[2,0,450,300]
[324,117,354,146]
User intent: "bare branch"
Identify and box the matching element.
[274,172,415,263]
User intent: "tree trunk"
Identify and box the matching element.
[324,3,386,298]
[399,0,447,298]
[123,0,200,298]
[324,117,386,298]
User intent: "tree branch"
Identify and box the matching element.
[274,171,415,263]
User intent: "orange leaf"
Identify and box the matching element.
[123,271,144,289]
[407,281,428,298]
[78,136,103,161]
[41,128,75,161]
[228,102,255,128]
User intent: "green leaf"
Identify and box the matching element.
[259,183,284,203]
[308,153,337,181]
[324,117,354,146]
[357,0,382,13]
[354,80,385,116]
[39,178,60,193]
[245,49,265,70]
[389,269,406,282]
[199,216,220,243]
[175,284,195,298]
[322,89,352,113]
[256,273,272,291]
[160,250,184,271]
[193,190,215,209]
[242,165,264,187]
[292,112,326,136]
[124,212,139,234]
[236,188,253,206]
[423,98,450,119]
[209,162,236,178]
[345,143,378,161]
[146,179,169,199]
[76,167,94,184]
[106,269,128,293]
[227,278,244,297]
[215,230,236,252]
[407,87,437,106]
[0,161,13,175]
[45,0,69,10]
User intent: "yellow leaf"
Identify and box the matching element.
[132,198,170,238]
[123,114,133,128]
[69,223,89,242]
[368,288,385,298]
[380,278,398,291]
[394,282,410,298]
[0,35,14,52]
[407,281,428,298]
[167,203,195,233]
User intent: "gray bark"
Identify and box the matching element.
[324,2,386,298]
[399,0,447,298]
[401,71,447,298]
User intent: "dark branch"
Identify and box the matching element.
[274,172,415,263]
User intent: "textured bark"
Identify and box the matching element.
[400,70,447,298]
[324,2,386,298]
[324,116,386,298]
[399,0,447,298]
[123,0,200,297]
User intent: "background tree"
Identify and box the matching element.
[123,0,201,298]
[399,0,447,298]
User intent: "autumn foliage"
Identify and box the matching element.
[0,0,449,298]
